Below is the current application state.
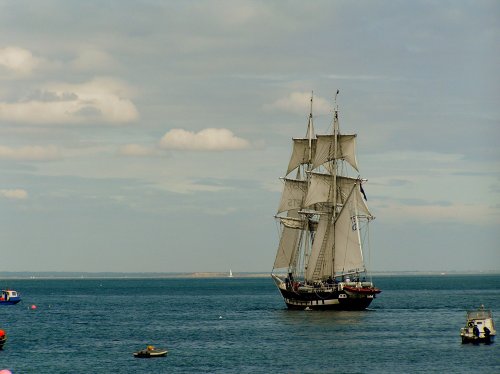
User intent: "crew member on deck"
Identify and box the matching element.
[473,325,480,338]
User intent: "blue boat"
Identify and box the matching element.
[0,290,21,305]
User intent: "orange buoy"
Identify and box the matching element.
[31,304,37,310]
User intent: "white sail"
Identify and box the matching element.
[305,183,372,279]
[353,183,372,218]
[305,214,334,280]
[333,187,368,274]
[312,134,358,171]
[277,178,308,214]
[303,173,359,208]
[274,225,300,269]
[286,138,317,175]
[279,217,307,229]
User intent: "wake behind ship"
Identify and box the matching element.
[271,92,380,310]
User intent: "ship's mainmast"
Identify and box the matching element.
[331,90,339,277]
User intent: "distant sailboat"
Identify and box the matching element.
[271,91,381,310]
[228,269,233,278]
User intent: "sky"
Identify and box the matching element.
[0,1,499,273]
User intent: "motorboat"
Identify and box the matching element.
[0,290,21,305]
[133,345,168,358]
[460,305,496,344]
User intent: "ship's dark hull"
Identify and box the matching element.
[461,335,495,345]
[278,287,375,311]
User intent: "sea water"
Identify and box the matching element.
[0,275,499,373]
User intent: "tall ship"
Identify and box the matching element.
[271,92,381,310]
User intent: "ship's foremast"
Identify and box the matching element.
[330,92,339,282]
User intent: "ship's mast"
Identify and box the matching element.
[307,91,314,162]
[331,90,339,277]
[302,92,314,278]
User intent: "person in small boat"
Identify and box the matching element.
[483,326,490,338]
[473,325,480,338]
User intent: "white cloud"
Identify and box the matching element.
[373,200,500,226]
[159,128,250,151]
[369,151,464,164]
[118,144,156,157]
[269,91,332,115]
[0,46,40,75]
[157,178,230,195]
[0,145,61,161]
[71,48,116,71]
[0,77,139,124]
[0,189,28,200]
[326,74,399,81]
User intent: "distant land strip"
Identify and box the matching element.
[0,270,499,280]
[0,271,269,279]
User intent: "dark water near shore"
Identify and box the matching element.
[0,275,499,373]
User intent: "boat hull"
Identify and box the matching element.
[461,335,495,345]
[0,299,21,305]
[278,287,376,311]
[133,350,168,358]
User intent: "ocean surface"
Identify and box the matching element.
[0,274,499,373]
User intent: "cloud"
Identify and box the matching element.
[159,128,250,151]
[118,144,157,157]
[0,145,61,161]
[373,200,500,226]
[269,91,331,115]
[0,189,28,200]
[325,74,402,81]
[0,77,139,124]
[0,46,40,75]
[158,178,230,194]
[371,151,464,163]
[71,48,116,71]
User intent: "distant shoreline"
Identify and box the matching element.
[0,270,499,280]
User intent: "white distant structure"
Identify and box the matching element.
[228,269,233,278]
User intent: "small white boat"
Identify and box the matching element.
[0,290,21,305]
[460,305,496,344]
[133,345,168,358]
